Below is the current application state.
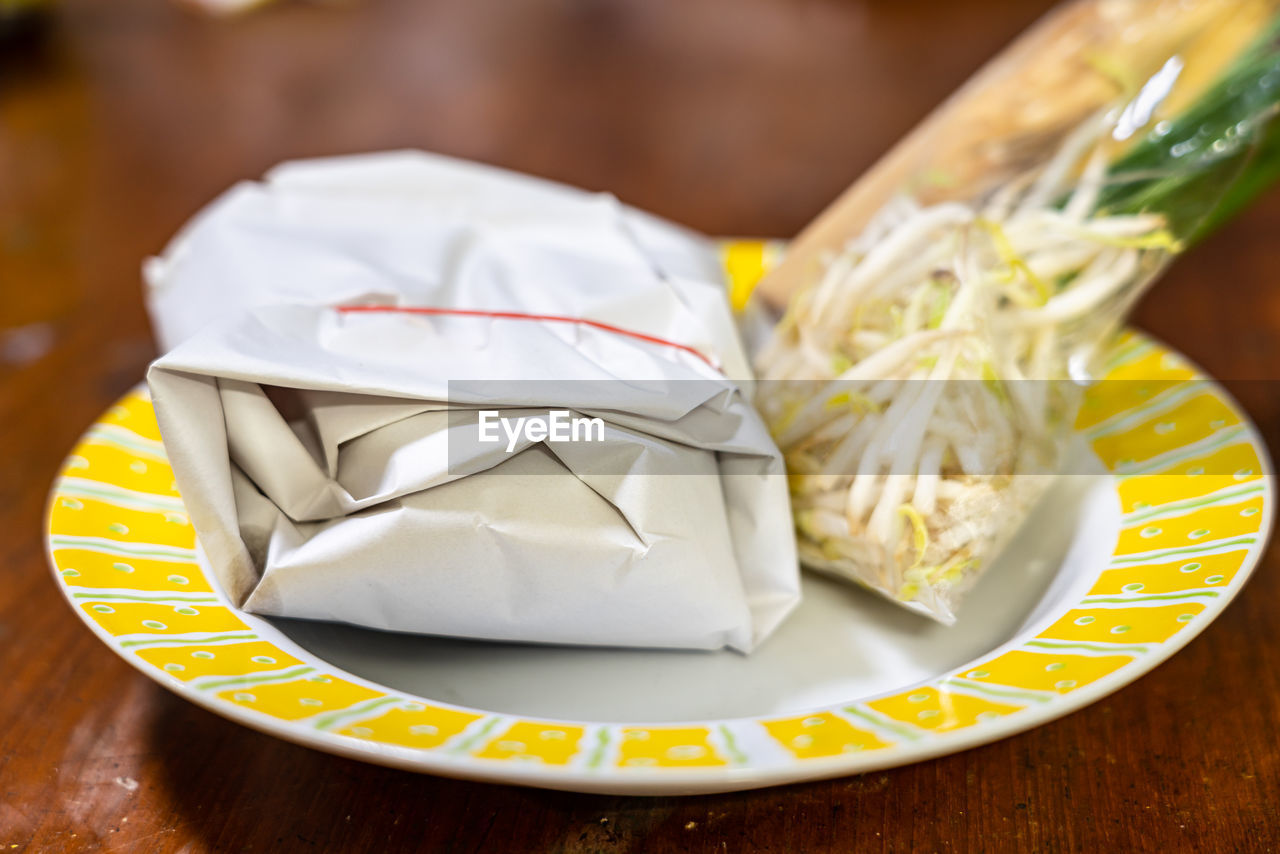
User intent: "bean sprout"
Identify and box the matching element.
[755,118,1177,623]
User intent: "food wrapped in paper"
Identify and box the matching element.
[145,152,800,652]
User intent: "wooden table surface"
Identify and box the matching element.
[3,0,1279,850]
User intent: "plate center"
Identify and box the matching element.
[269,441,1118,723]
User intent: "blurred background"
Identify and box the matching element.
[1,0,1060,334]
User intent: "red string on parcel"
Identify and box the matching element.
[336,305,719,369]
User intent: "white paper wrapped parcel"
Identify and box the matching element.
[145,151,801,652]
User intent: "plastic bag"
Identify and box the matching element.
[754,0,1280,622]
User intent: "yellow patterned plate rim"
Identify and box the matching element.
[45,332,1273,795]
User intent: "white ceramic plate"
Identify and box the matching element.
[46,331,1272,794]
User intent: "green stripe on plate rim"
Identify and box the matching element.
[585,728,612,769]
[1109,537,1256,565]
[942,677,1053,705]
[1123,482,1265,525]
[1083,380,1208,440]
[1024,639,1151,655]
[57,477,185,512]
[49,535,197,561]
[119,632,259,648]
[1113,426,1248,477]
[841,705,923,742]
[1079,590,1220,606]
[72,592,219,604]
[83,424,168,460]
[717,724,749,764]
[314,695,404,732]
[194,665,316,691]
[450,717,504,755]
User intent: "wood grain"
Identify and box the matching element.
[2,1,1278,851]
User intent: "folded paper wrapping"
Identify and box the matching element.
[145,151,750,382]
[145,152,801,652]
